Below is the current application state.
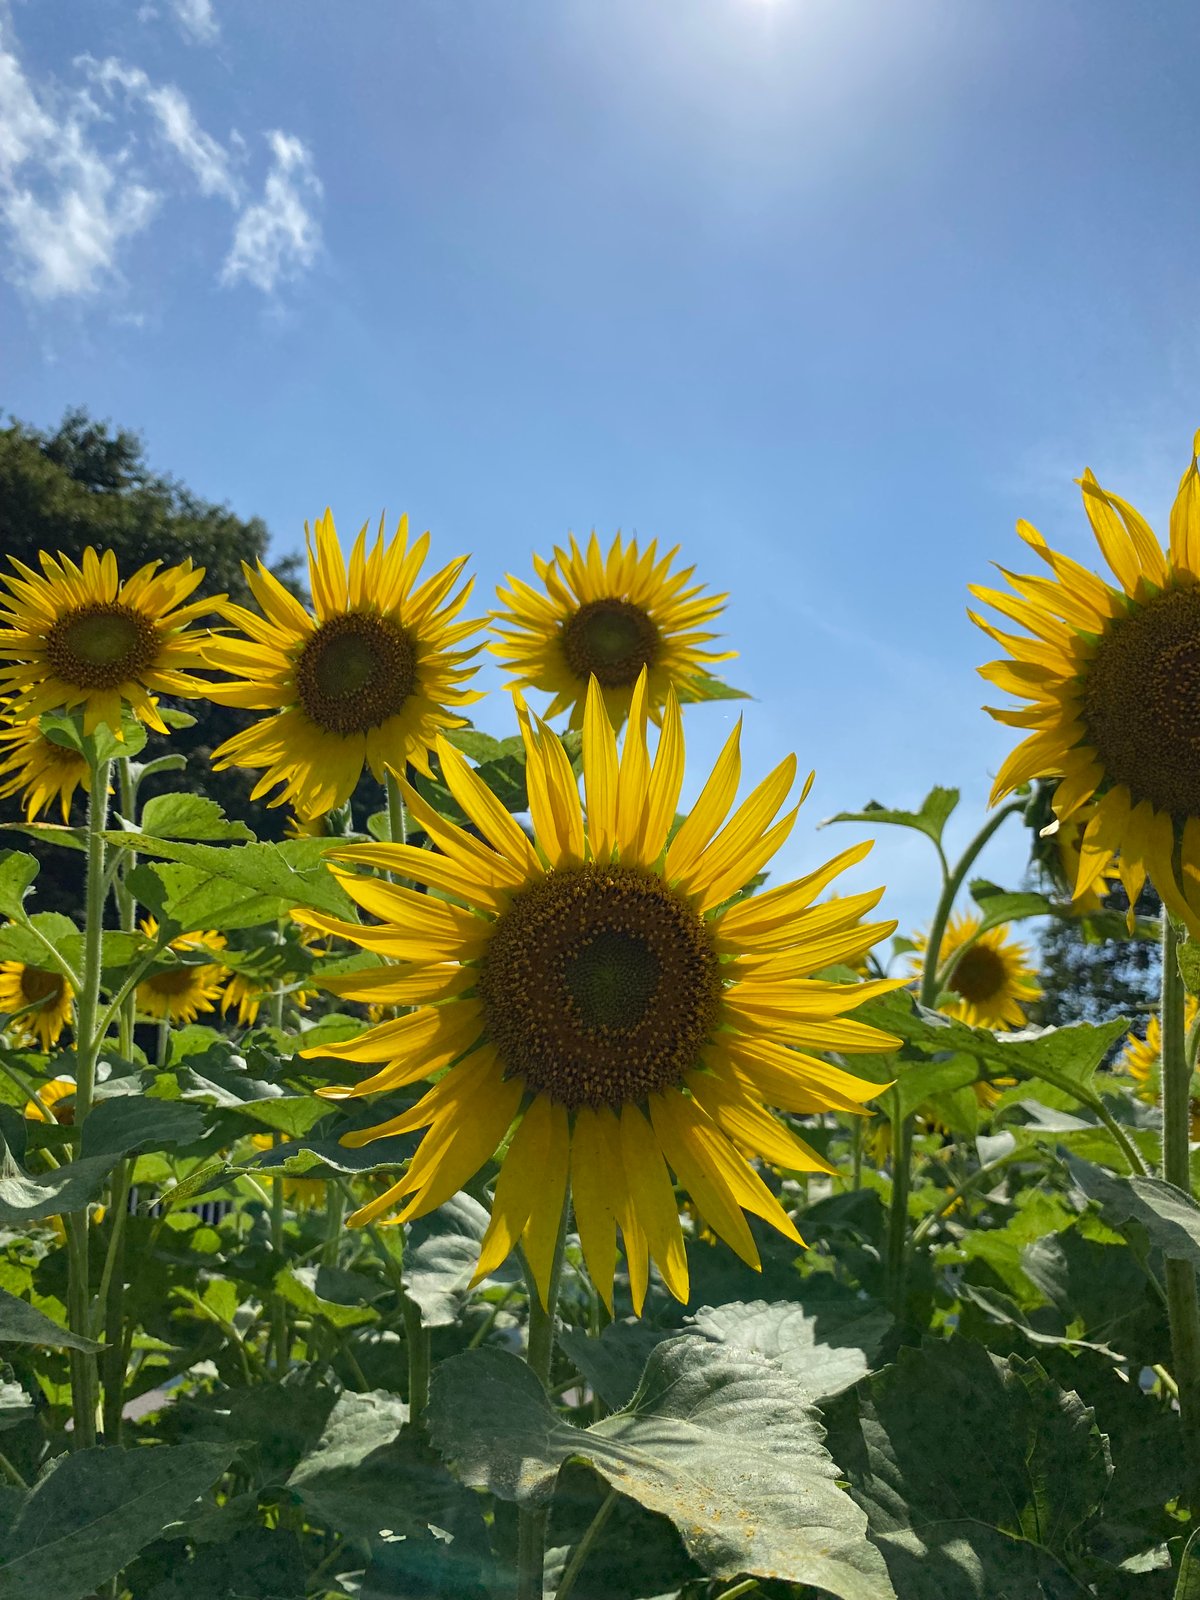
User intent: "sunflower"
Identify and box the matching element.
[23,1076,76,1123]
[0,703,93,821]
[0,961,75,1051]
[206,511,482,820]
[913,911,1041,1031]
[135,920,228,1024]
[0,547,215,735]
[491,532,736,728]
[296,673,898,1312]
[1121,1003,1200,1142]
[971,434,1200,931]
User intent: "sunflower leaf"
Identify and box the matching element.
[0,1284,102,1353]
[428,1337,896,1599]
[1175,1529,1200,1600]
[0,1150,119,1224]
[0,852,39,920]
[824,1339,1111,1599]
[404,1191,494,1327]
[0,1442,236,1600]
[134,793,254,843]
[80,1095,207,1160]
[1067,1159,1200,1269]
[967,879,1059,933]
[820,786,960,849]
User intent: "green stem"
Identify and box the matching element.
[115,759,138,1058]
[1160,914,1200,1509]
[385,769,407,850]
[270,1133,288,1374]
[919,800,1025,1008]
[517,1191,570,1600]
[714,1583,761,1600]
[554,1488,618,1600]
[401,1295,430,1424]
[911,1150,1020,1244]
[884,1095,912,1321]
[65,756,112,1449]
[99,1159,132,1441]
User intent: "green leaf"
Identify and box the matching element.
[688,1297,890,1404]
[892,1056,981,1122]
[968,880,1058,934]
[95,836,357,919]
[1178,941,1200,998]
[557,1321,673,1412]
[226,1096,334,1137]
[827,1340,1111,1599]
[274,1266,381,1330]
[404,1191,492,1327]
[0,913,78,971]
[821,786,959,849]
[428,1339,895,1598]
[0,1442,236,1600]
[0,1151,118,1224]
[0,853,39,920]
[37,709,147,766]
[1068,1160,1200,1269]
[1176,1529,1200,1600]
[673,671,751,705]
[135,793,253,842]
[0,1284,102,1352]
[81,1096,206,1160]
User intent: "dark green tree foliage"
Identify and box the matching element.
[0,408,303,907]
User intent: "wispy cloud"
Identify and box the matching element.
[0,28,158,298]
[222,131,322,293]
[171,0,219,46]
[0,19,321,305]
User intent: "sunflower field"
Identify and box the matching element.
[0,443,1198,1600]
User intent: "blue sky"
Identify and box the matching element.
[3,0,1198,941]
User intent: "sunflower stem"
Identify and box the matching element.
[270,1131,289,1374]
[114,758,138,1058]
[1160,913,1200,1509]
[517,1191,570,1600]
[554,1488,618,1600]
[64,753,112,1449]
[385,768,407,850]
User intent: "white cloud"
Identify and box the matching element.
[89,58,239,201]
[171,0,219,46]
[0,26,159,298]
[222,130,321,293]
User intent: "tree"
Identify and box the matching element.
[0,407,305,909]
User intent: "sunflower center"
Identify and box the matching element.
[478,863,721,1110]
[45,604,159,691]
[19,966,64,1006]
[295,613,417,736]
[949,943,1007,1006]
[147,964,209,997]
[561,599,660,689]
[1083,586,1200,820]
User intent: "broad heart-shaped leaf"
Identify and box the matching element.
[274,1266,382,1330]
[404,1191,492,1327]
[821,786,959,849]
[1068,1159,1200,1269]
[688,1298,891,1405]
[827,1339,1111,1600]
[0,1441,236,1600]
[0,912,78,971]
[968,879,1059,934]
[0,1283,102,1352]
[0,1149,118,1224]
[1177,1529,1200,1600]
[80,1095,206,1160]
[81,834,356,919]
[134,792,254,842]
[0,852,38,919]
[428,1338,896,1599]
[225,1096,336,1137]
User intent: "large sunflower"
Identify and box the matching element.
[0,548,215,735]
[135,920,228,1024]
[0,702,92,821]
[206,511,482,820]
[491,532,735,728]
[971,435,1200,930]
[913,911,1041,1030]
[296,674,898,1311]
[0,961,75,1051]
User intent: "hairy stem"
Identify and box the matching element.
[517,1193,570,1600]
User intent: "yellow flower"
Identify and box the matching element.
[136,919,228,1024]
[1121,1003,1200,1141]
[971,434,1200,932]
[913,912,1041,1031]
[206,511,482,820]
[250,1132,326,1207]
[0,547,215,735]
[22,1076,76,1122]
[0,703,93,821]
[296,673,898,1312]
[491,532,735,729]
[0,962,75,1051]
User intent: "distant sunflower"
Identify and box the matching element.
[206,511,482,820]
[136,920,228,1024]
[492,532,735,728]
[0,962,74,1051]
[1121,1003,1200,1142]
[0,547,215,735]
[250,1132,326,1208]
[0,703,92,821]
[23,1076,76,1123]
[971,434,1200,931]
[297,673,898,1312]
[914,912,1041,1030]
